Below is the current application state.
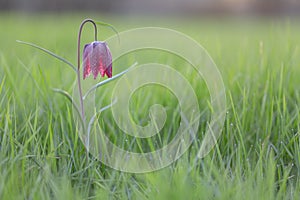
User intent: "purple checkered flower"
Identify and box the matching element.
[83,41,112,79]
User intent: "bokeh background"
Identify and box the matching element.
[1,0,300,16]
[1,0,300,199]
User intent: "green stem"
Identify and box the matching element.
[77,19,98,122]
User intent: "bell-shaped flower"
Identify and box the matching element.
[83,41,112,79]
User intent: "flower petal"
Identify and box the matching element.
[84,41,113,79]
[105,44,112,78]
[90,42,103,79]
[98,42,112,78]
[83,43,92,79]
[105,63,112,78]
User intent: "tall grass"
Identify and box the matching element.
[0,14,299,199]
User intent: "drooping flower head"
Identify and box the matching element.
[83,41,112,79]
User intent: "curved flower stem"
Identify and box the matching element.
[77,19,98,122]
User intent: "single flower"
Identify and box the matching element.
[83,41,112,79]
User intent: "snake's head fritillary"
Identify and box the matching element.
[83,41,112,79]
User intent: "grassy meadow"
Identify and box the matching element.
[0,13,300,199]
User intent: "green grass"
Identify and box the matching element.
[0,13,300,199]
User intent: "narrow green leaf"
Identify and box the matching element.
[83,62,137,100]
[51,88,81,120]
[16,40,77,72]
[95,21,120,43]
[87,98,117,135]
